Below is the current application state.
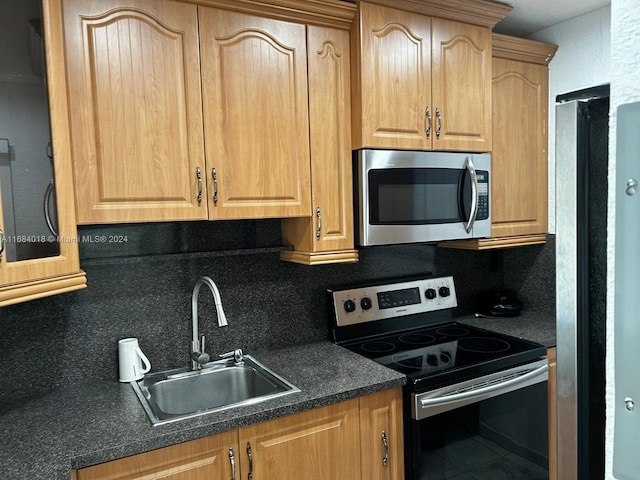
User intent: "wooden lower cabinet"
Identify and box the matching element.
[359,388,404,480]
[240,398,362,479]
[547,347,557,480]
[75,431,238,480]
[74,388,404,480]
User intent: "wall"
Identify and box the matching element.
[607,0,640,478]
[531,6,611,233]
[0,220,511,401]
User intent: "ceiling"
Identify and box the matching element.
[492,0,611,36]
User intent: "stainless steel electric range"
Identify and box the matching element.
[328,276,550,480]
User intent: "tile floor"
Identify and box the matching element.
[420,435,548,480]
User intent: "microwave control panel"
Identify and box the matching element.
[476,171,489,220]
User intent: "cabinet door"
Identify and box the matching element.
[239,398,362,479]
[491,57,548,236]
[353,2,432,150]
[0,0,85,305]
[62,0,206,224]
[359,388,404,480]
[280,25,358,265]
[431,18,492,152]
[199,8,311,220]
[76,431,239,479]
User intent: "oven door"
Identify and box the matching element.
[407,359,549,479]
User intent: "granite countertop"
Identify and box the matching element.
[0,341,405,480]
[0,315,555,479]
[455,311,557,348]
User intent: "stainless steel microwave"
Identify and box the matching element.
[354,149,491,246]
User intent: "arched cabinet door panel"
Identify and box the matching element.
[431,18,492,152]
[354,2,432,150]
[62,0,207,224]
[199,7,311,220]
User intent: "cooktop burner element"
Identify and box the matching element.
[457,337,511,353]
[398,333,436,345]
[328,275,547,392]
[435,326,469,337]
[361,341,396,353]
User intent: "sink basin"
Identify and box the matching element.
[131,355,300,425]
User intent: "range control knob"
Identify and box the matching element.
[425,288,437,300]
[439,286,451,297]
[343,299,356,313]
[361,297,373,310]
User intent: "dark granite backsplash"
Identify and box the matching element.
[0,220,554,400]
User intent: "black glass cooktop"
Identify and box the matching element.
[341,322,546,392]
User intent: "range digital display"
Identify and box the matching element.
[377,287,421,309]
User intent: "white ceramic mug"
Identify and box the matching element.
[118,337,151,382]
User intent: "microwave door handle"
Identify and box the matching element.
[464,156,479,233]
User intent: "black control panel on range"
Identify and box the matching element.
[328,276,458,343]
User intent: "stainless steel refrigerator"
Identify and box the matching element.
[555,84,609,480]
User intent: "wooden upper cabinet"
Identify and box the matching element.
[352,2,432,150]
[431,18,491,152]
[0,0,86,306]
[491,56,548,237]
[438,34,557,250]
[351,0,505,152]
[199,7,311,220]
[62,0,207,224]
[280,25,358,265]
[62,0,319,224]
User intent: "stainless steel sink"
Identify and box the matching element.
[131,355,300,425]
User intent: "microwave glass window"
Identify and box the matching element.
[377,184,459,223]
[369,169,463,225]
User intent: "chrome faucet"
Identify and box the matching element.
[190,276,228,370]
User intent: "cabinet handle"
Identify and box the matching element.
[0,227,5,259]
[229,447,236,480]
[381,431,389,467]
[212,168,218,206]
[425,107,432,138]
[435,108,442,139]
[196,167,203,205]
[44,179,58,236]
[315,207,322,240]
[246,442,254,480]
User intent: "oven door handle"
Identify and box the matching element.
[419,364,548,409]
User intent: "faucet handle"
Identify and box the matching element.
[191,335,210,368]
[220,349,244,365]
